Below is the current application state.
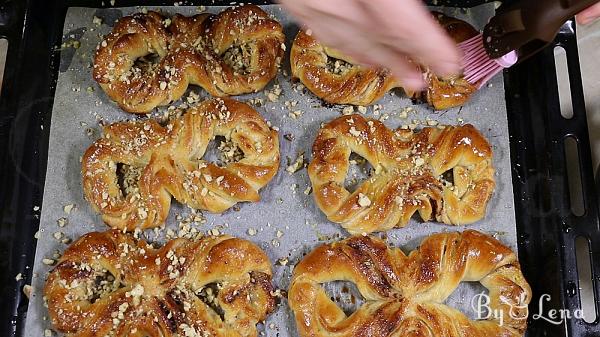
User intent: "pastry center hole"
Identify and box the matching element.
[444,282,489,320]
[117,163,143,198]
[203,136,245,167]
[322,281,365,317]
[196,282,225,321]
[326,57,353,75]
[87,268,123,304]
[222,43,253,75]
[126,53,162,80]
[440,169,455,187]
[157,298,178,331]
[344,153,373,193]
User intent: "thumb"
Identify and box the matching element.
[577,3,600,25]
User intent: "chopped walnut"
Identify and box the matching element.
[222,43,253,75]
[326,57,353,75]
[217,138,244,165]
[286,154,305,174]
[358,193,371,207]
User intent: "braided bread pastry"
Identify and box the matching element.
[290,30,396,106]
[289,230,531,337]
[290,13,478,109]
[45,230,275,337]
[411,12,479,110]
[82,98,279,230]
[93,5,285,113]
[308,114,494,234]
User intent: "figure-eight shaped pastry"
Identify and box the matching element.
[308,114,495,234]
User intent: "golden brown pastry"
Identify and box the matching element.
[45,230,275,337]
[82,98,279,230]
[308,114,495,234]
[290,12,478,109]
[288,230,531,337]
[290,30,397,106]
[414,12,480,110]
[93,5,285,113]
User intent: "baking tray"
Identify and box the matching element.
[23,2,518,336]
[1,1,599,337]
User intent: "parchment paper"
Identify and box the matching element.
[25,4,517,336]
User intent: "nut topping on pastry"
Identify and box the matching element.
[93,5,285,113]
[288,230,531,337]
[413,12,480,110]
[290,13,479,109]
[290,31,397,106]
[308,114,495,234]
[44,230,275,337]
[82,98,279,230]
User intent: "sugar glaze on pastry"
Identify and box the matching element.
[44,230,275,337]
[290,12,479,109]
[289,230,531,337]
[308,114,495,234]
[82,98,279,230]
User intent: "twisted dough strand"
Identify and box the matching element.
[308,114,495,234]
[289,230,531,337]
[290,31,397,106]
[82,98,279,230]
[413,13,480,110]
[93,5,285,113]
[290,12,479,109]
[45,230,275,337]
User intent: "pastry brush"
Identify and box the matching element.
[459,0,600,88]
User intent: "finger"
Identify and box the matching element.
[577,3,600,25]
[286,14,425,90]
[279,0,424,90]
[355,0,462,76]
[279,0,371,56]
[362,43,425,91]
[279,0,365,26]
[289,15,381,62]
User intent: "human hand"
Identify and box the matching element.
[279,0,461,91]
[577,3,600,25]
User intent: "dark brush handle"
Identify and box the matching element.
[483,0,600,59]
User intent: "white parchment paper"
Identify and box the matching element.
[25,4,517,336]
